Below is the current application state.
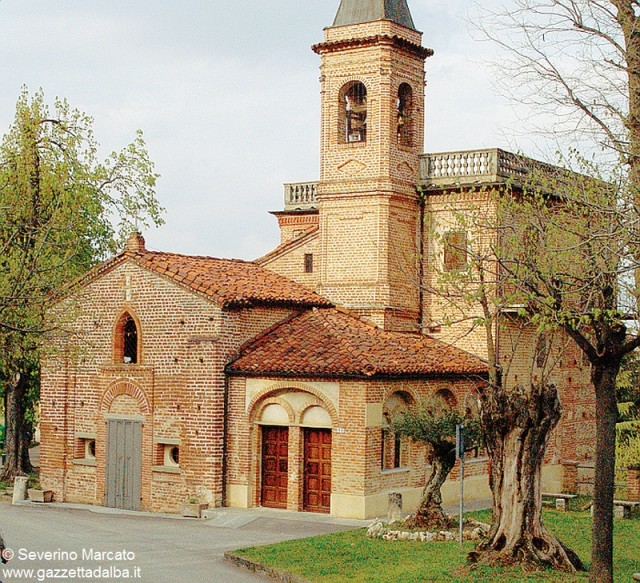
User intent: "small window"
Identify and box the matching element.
[339,81,367,143]
[154,441,181,471]
[85,439,96,459]
[535,334,548,369]
[381,392,412,470]
[164,445,180,467]
[381,425,404,470]
[397,83,413,147]
[123,316,138,364]
[74,435,97,465]
[304,253,314,273]
[444,231,468,272]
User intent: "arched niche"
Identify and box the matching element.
[300,405,332,428]
[259,403,290,426]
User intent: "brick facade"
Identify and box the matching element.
[40,257,304,512]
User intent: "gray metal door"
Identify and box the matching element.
[105,419,142,510]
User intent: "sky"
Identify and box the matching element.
[0,0,525,260]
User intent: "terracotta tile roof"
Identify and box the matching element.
[128,250,332,310]
[227,308,488,378]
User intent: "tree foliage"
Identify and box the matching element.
[392,398,479,448]
[0,88,164,479]
[422,185,584,571]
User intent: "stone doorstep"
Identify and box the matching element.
[225,551,311,583]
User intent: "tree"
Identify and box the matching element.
[423,195,584,571]
[495,161,640,580]
[474,2,640,579]
[0,88,164,480]
[391,397,479,530]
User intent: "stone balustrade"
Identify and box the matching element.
[282,149,558,204]
[419,148,536,187]
[283,181,318,211]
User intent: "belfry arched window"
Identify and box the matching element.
[339,81,367,143]
[115,312,139,364]
[397,83,413,147]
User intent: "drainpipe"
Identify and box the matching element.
[417,185,426,331]
[221,374,229,508]
[62,355,69,503]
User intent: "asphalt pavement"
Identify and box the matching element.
[0,502,368,583]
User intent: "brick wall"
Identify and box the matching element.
[259,232,322,292]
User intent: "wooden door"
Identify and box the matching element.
[261,426,289,509]
[303,429,332,513]
[105,418,142,510]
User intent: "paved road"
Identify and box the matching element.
[0,503,367,583]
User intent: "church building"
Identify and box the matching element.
[39,0,595,519]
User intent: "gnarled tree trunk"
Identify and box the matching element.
[404,442,456,530]
[470,383,584,572]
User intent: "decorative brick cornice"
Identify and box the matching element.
[312,34,433,60]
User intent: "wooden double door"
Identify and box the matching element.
[261,426,332,513]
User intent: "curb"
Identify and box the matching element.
[224,551,310,583]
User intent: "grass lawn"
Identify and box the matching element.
[234,509,640,582]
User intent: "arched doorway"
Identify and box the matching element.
[252,388,335,513]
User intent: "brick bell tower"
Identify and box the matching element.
[313,0,432,332]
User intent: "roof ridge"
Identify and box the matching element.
[256,227,319,265]
[138,249,252,264]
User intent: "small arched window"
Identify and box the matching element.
[115,312,139,364]
[339,81,367,143]
[397,83,413,147]
[381,392,413,470]
[434,388,457,408]
[123,316,138,363]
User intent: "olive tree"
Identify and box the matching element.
[391,397,479,530]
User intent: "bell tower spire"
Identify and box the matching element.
[333,0,416,30]
[312,0,432,332]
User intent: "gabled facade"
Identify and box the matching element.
[40,0,595,519]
